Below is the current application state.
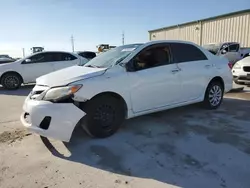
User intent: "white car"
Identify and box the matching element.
[232,56,250,85]
[0,51,88,89]
[20,40,233,142]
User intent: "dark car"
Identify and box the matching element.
[76,51,96,60]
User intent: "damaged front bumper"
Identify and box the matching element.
[20,96,86,142]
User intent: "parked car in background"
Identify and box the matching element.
[232,56,250,85]
[203,42,250,64]
[76,51,97,60]
[21,40,232,142]
[0,57,15,64]
[0,51,88,89]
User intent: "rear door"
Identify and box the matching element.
[51,52,79,70]
[170,43,213,102]
[21,52,55,83]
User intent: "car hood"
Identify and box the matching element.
[237,57,250,66]
[36,66,107,87]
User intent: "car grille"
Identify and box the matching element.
[243,66,250,72]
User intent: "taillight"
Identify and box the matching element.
[228,62,233,69]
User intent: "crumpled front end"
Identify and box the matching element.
[20,86,86,142]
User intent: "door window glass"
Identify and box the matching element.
[61,53,77,61]
[229,44,239,52]
[134,45,172,71]
[24,53,53,63]
[171,43,207,63]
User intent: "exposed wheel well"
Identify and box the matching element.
[208,76,225,91]
[0,71,23,83]
[82,92,128,118]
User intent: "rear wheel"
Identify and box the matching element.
[202,81,224,109]
[1,73,22,90]
[81,95,125,138]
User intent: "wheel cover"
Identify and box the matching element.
[209,85,222,106]
[94,104,115,130]
[4,76,19,89]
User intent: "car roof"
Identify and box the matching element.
[145,40,198,46]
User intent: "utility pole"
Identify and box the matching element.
[71,35,75,52]
[122,31,124,45]
[22,48,25,57]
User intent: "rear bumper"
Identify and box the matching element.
[20,97,86,142]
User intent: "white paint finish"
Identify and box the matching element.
[21,40,233,142]
[232,56,250,79]
[0,51,85,85]
[36,66,107,87]
[21,61,55,83]
[128,64,182,112]
[21,97,85,142]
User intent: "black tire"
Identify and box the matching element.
[81,95,125,138]
[1,73,22,90]
[202,81,224,110]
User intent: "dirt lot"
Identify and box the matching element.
[0,85,250,188]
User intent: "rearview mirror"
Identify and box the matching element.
[25,59,31,63]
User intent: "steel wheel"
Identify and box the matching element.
[94,104,116,131]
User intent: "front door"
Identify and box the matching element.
[21,52,55,83]
[128,43,182,113]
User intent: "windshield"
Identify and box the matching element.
[203,43,220,55]
[83,44,142,68]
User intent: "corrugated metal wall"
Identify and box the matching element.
[202,12,250,47]
[150,11,250,47]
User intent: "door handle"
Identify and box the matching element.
[171,69,180,73]
[205,65,211,68]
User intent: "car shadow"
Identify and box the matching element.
[0,84,34,96]
[40,97,250,188]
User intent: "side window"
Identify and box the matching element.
[61,53,77,61]
[79,52,96,59]
[171,43,208,63]
[24,53,53,64]
[134,44,172,71]
[229,44,239,52]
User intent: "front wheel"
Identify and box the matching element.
[202,81,224,109]
[81,95,125,138]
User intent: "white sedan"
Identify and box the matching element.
[232,56,250,85]
[21,40,233,142]
[0,51,88,89]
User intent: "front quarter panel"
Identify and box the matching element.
[72,66,132,113]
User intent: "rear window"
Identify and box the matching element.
[171,43,208,63]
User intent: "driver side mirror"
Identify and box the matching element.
[221,50,227,55]
[125,61,136,72]
[25,59,31,63]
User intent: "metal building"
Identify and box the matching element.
[149,9,250,47]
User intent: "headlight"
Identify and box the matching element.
[233,63,241,69]
[43,85,82,101]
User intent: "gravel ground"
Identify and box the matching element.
[0,85,250,188]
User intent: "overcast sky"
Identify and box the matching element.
[1,0,249,57]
